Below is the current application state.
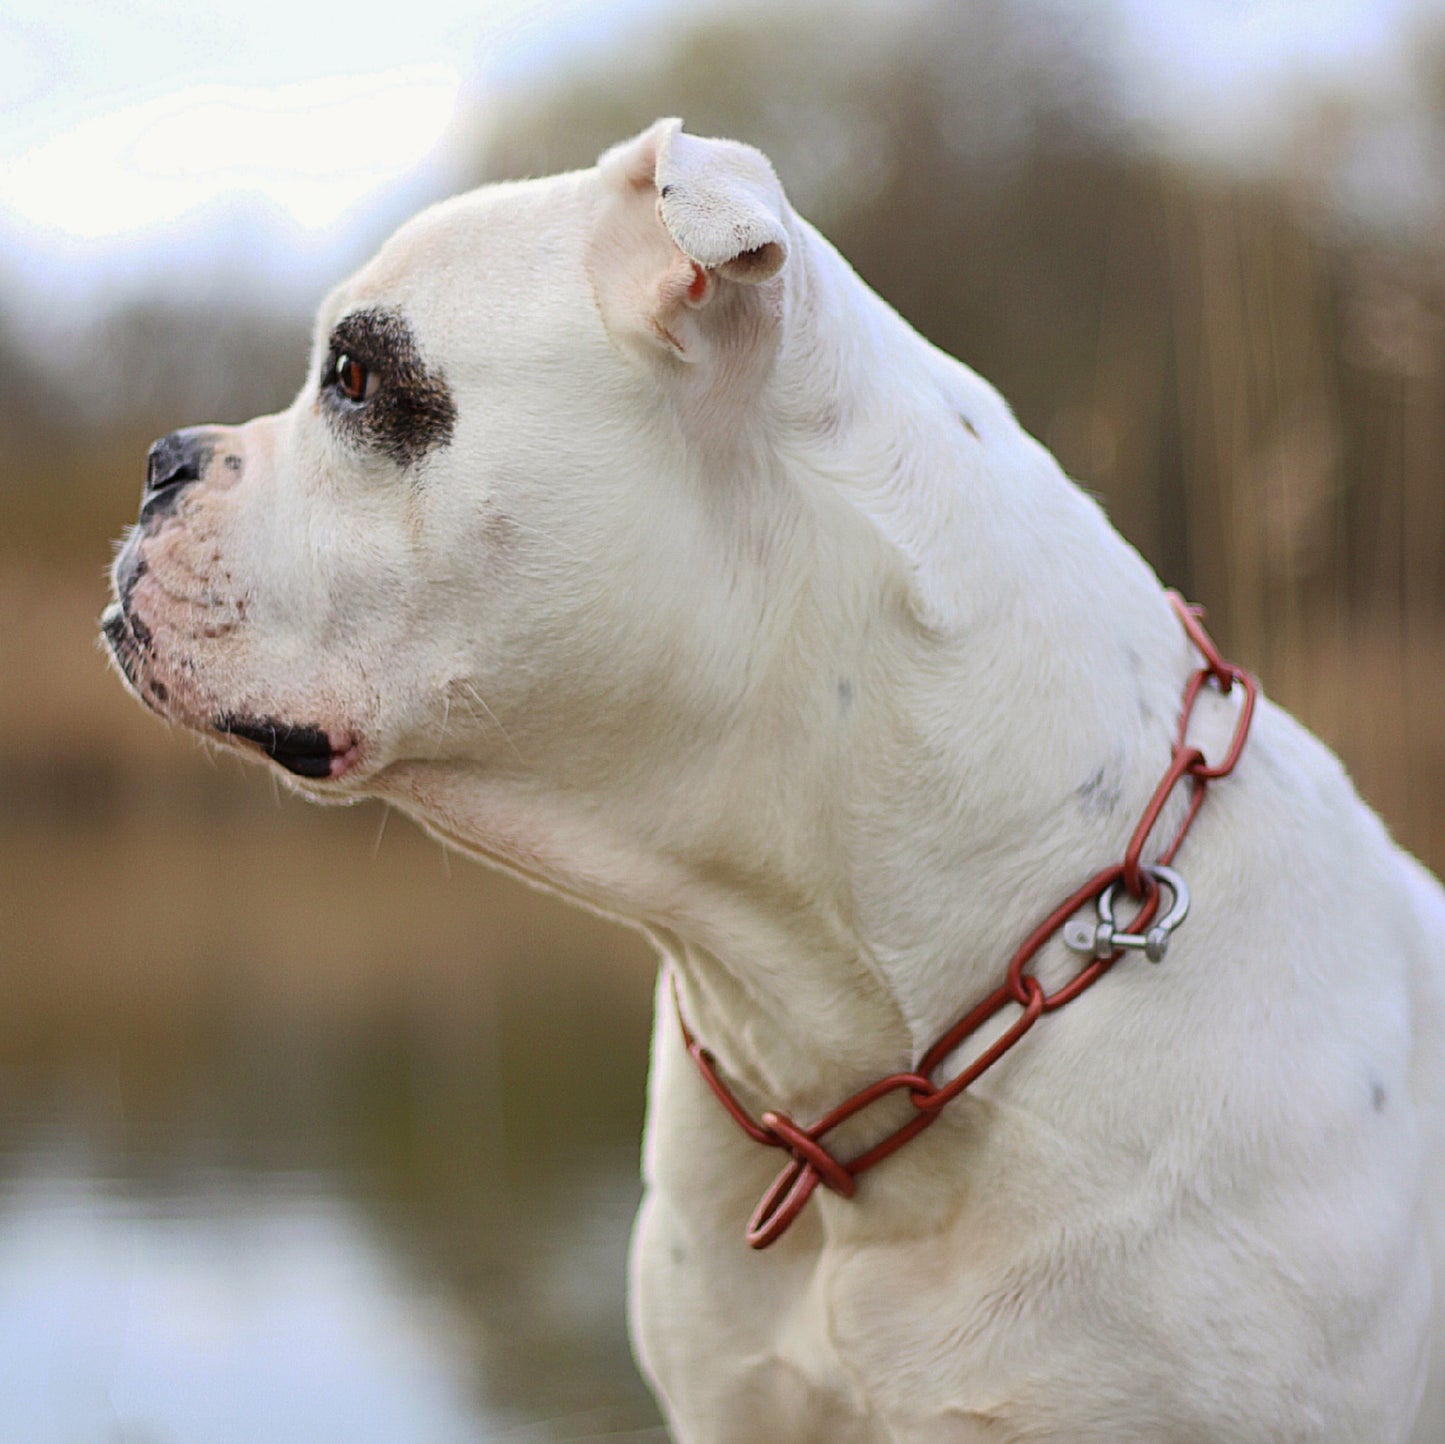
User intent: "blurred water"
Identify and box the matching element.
[0,1047,662,1443]
[0,1154,500,1443]
[0,734,666,1443]
[0,1051,663,1442]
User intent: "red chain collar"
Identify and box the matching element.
[676,591,1258,1248]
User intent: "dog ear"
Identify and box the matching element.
[593,118,790,362]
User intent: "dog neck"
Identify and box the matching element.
[641,228,1198,1114]
[607,237,1201,1120]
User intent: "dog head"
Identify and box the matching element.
[101,120,862,891]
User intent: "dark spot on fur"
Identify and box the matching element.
[1370,1075,1388,1113]
[322,307,458,468]
[1077,762,1122,814]
[660,184,675,199]
[483,507,517,549]
[837,678,855,711]
[957,412,979,439]
[148,679,169,703]
[224,453,243,473]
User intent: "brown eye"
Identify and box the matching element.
[334,354,377,403]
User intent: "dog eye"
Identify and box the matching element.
[334,355,378,404]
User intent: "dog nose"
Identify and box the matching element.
[144,428,213,507]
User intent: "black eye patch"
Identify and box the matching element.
[321,307,458,468]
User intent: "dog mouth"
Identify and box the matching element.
[216,715,360,779]
[101,605,360,781]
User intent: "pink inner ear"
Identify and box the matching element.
[686,263,710,305]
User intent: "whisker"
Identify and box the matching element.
[435,692,452,757]
[490,1405,668,1442]
[371,802,393,859]
[569,1426,671,1442]
[457,680,524,764]
[502,513,587,560]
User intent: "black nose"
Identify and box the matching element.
[143,428,213,513]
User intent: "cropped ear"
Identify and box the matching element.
[593,118,791,362]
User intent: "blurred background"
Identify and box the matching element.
[3,0,1444,1438]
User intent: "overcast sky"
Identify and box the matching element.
[0,0,696,321]
[0,0,1435,330]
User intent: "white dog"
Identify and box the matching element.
[103,119,1445,1442]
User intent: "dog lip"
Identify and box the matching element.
[217,715,357,780]
[328,737,363,778]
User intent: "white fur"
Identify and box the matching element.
[106,121,1445,1442]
